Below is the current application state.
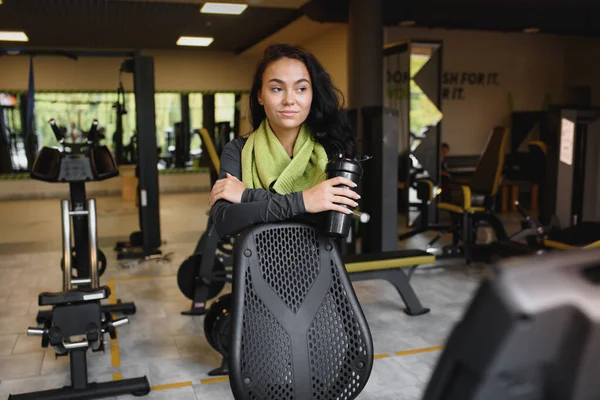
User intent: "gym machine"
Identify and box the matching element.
[176,125,235,317]
[114,53,163,261]
[541,106,600,228]
[422,248,600,400]
[178,223,233,318]
[9,194,150,399]
[30,119,136,323]
[112,79,131,166]
[10,120,149,399]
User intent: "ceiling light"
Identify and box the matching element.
[176,36,214,47]
[523,27,540,34]
[200,2,248,15]
[399,20,416,27]
[0,31,29,42]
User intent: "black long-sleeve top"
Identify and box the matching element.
[209,137,323,238]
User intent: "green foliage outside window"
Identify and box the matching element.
[29,92,236,154]
[409,54,443,136]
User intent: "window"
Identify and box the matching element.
[3,91,238,171]
[33,92,137,149]
[189,93,204,152]
[215,93,235,128]
[154,93,181,153]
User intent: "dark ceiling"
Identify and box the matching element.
[0,0,303,54]
[303,0,600,37]
[1,0,600,56]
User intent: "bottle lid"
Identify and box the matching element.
[326,157,363,176]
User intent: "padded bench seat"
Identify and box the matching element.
[39,286,110,306]
[343,250,435,273]
[544,222,600,249]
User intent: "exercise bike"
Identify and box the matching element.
[10,189,150,399]
[30,119,137,323]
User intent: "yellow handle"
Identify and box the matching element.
[198,128,220,173]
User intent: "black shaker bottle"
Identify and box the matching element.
[324,156,363,237]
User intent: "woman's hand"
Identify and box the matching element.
[210,173,247,206]
[302,176,360,214]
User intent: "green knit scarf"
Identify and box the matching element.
[241,119,329,194]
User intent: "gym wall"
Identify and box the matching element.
[301,24,349,102]
[563,36,600,105]
[0,50,258,92]
[1,22,599,156]
[304,25,577,156]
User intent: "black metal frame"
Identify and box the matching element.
[0,102,17,173]
[181,224,232,316]
[11,293,149,400]
[428,209,510,264]
[360,106,400,253]
[349,267,429,316]
[399,179,451,241]
[115,52,162,260]
[547,107,600,228]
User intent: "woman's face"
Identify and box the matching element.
[258,57,313,134]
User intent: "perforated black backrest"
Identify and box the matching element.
[229,222,374,400]
[469,127,509,196]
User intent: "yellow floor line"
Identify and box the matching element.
[395,345,444,357]
[201,376,230,385]
[161,345,445,389]
[108,271,444,391]
[152,381,194,391]
[107,280,117,304]
[108,279,122,376]
[111,343,121,367]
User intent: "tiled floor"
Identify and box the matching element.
[0,192,516,399]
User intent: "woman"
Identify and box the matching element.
[209,43,360,238]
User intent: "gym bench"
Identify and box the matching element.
[433,127,510,264]
[180,222,434,317]
[542,221,600,250]
[344,250,434,316]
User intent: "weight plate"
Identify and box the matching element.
[204,293,232,355]
[129,231,143,247]
[212,308,231,356]
[177,253,225,301]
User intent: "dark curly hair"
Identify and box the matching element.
[249,43,356,159]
